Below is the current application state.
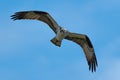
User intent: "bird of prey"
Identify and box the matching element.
[11,11,98,72]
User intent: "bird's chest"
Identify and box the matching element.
[56,31,66,41]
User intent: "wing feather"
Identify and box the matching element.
[65,32,98,72]
[11,11,59,33]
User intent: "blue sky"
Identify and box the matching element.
[0,0,120,80]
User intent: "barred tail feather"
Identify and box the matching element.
[50,37,61,47]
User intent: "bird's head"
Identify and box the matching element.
[60,27,67,33]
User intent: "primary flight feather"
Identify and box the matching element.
[11,11,98,72]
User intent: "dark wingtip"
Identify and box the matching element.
[10,12,26,21]
[88,57,98,73]
[11,14,17,21]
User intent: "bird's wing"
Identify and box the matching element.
[65,32,98,72]
[11,11,60,33]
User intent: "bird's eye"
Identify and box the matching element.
[60,30,64,32]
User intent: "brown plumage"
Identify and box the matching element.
[11,10,98,72]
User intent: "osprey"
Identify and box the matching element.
[11,11,98,72]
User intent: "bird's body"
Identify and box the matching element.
[11,11,98,72]
[51,27,69,47]
[56,27,68,41]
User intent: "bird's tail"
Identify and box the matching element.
[50,37,61,47]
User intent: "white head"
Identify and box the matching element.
[59,27,68,33]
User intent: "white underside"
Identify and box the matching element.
[56,29,69,41]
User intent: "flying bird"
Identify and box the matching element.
[11,11,98,72]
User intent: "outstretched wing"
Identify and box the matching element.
[11,11,60,33]
[65,32,98,72]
